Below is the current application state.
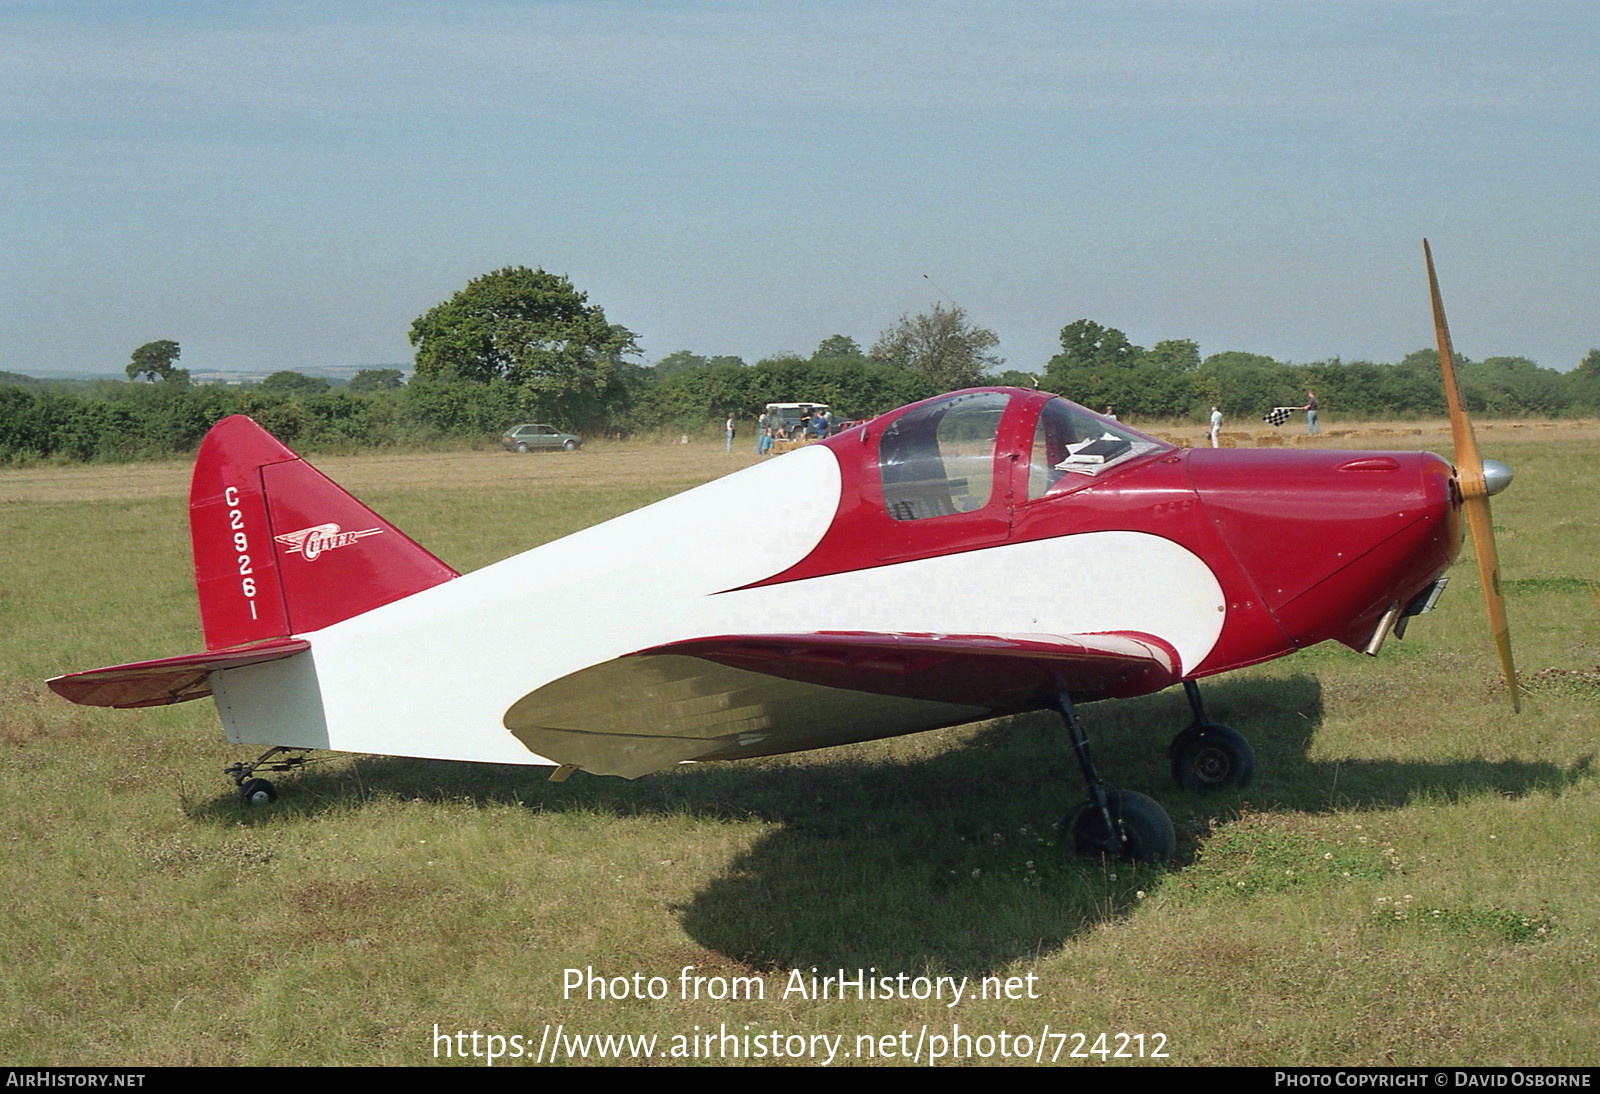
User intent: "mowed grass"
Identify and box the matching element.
[1,426,1596,1066]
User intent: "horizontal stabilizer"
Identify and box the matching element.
[47,638,310,709]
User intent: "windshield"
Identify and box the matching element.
[1027,398,1170,499]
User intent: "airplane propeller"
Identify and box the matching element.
[1423,239,1520,711]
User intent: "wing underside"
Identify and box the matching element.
[504,630,1180,778]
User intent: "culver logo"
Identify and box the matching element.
[274,523,384,561]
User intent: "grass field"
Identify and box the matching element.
[2,421,1596,1067]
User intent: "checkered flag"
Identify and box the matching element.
[1263,406,1294,427]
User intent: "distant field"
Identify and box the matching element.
[2,420,1596,1066]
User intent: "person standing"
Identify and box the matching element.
[725,414,735,453]
[1301,391,1320,435]
[1208,406,1222,448]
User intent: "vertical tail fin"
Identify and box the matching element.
[189,415,458,649]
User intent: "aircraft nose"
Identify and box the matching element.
[1192,448,1462,653]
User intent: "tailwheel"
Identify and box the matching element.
[1170,723,1254,792]
[237,778,278,806]
[1068,789,1175,864]
[225,745,312,806]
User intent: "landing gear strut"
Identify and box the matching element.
[1050,690,1175,864]
[1169,681,1254,792]
[224,746,311,806]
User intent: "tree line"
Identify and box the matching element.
[4,266,1598,464]
[1042,319,1600,421]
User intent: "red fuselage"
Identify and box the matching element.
[757,388,1462,690]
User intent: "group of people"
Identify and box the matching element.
[735,409,834,455]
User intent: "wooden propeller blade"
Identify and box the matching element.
[1461,493,1519,711]
[1424,239,1519,711]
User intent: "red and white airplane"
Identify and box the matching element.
[49,244,1516,861]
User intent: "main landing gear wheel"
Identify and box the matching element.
[237,778,278,807]
[1048,689,1176,865]
[1170,723,1255,792]
[1068,789,1175,864]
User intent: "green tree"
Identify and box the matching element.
[126,340,183,383]
[1305,359,1382,415]
[1574,348,1600,377]
[1464,356,1567,416]
[870,303,1001,391]
[1141,338,1201,417]
[1043,320,1144,411]
[1366,351,1445,415]
[655,358,753,421]
[259,371,332,396]
[346,368,405,393]
[652,350,707,378]
[1051,320,1138,372]
[813,334,864,361]
[1193,351,1293,418]
[409,267,638,427]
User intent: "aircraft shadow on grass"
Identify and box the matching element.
[190,673,1587,975]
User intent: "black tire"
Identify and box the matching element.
[515,442,530,454]
[1170,723,1254,792]
[1068,789,1174,864]
[238,778,278,806]
[563,439,578,451]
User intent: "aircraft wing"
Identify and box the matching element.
[46,638,311,709]
[505,630,1180,778]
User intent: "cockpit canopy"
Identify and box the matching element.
[874,390,1171,522]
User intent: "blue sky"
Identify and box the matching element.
[5,1,1597,377]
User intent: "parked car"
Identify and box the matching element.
[500,424,582,453]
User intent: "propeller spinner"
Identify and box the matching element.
[1423,239,1520,711]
